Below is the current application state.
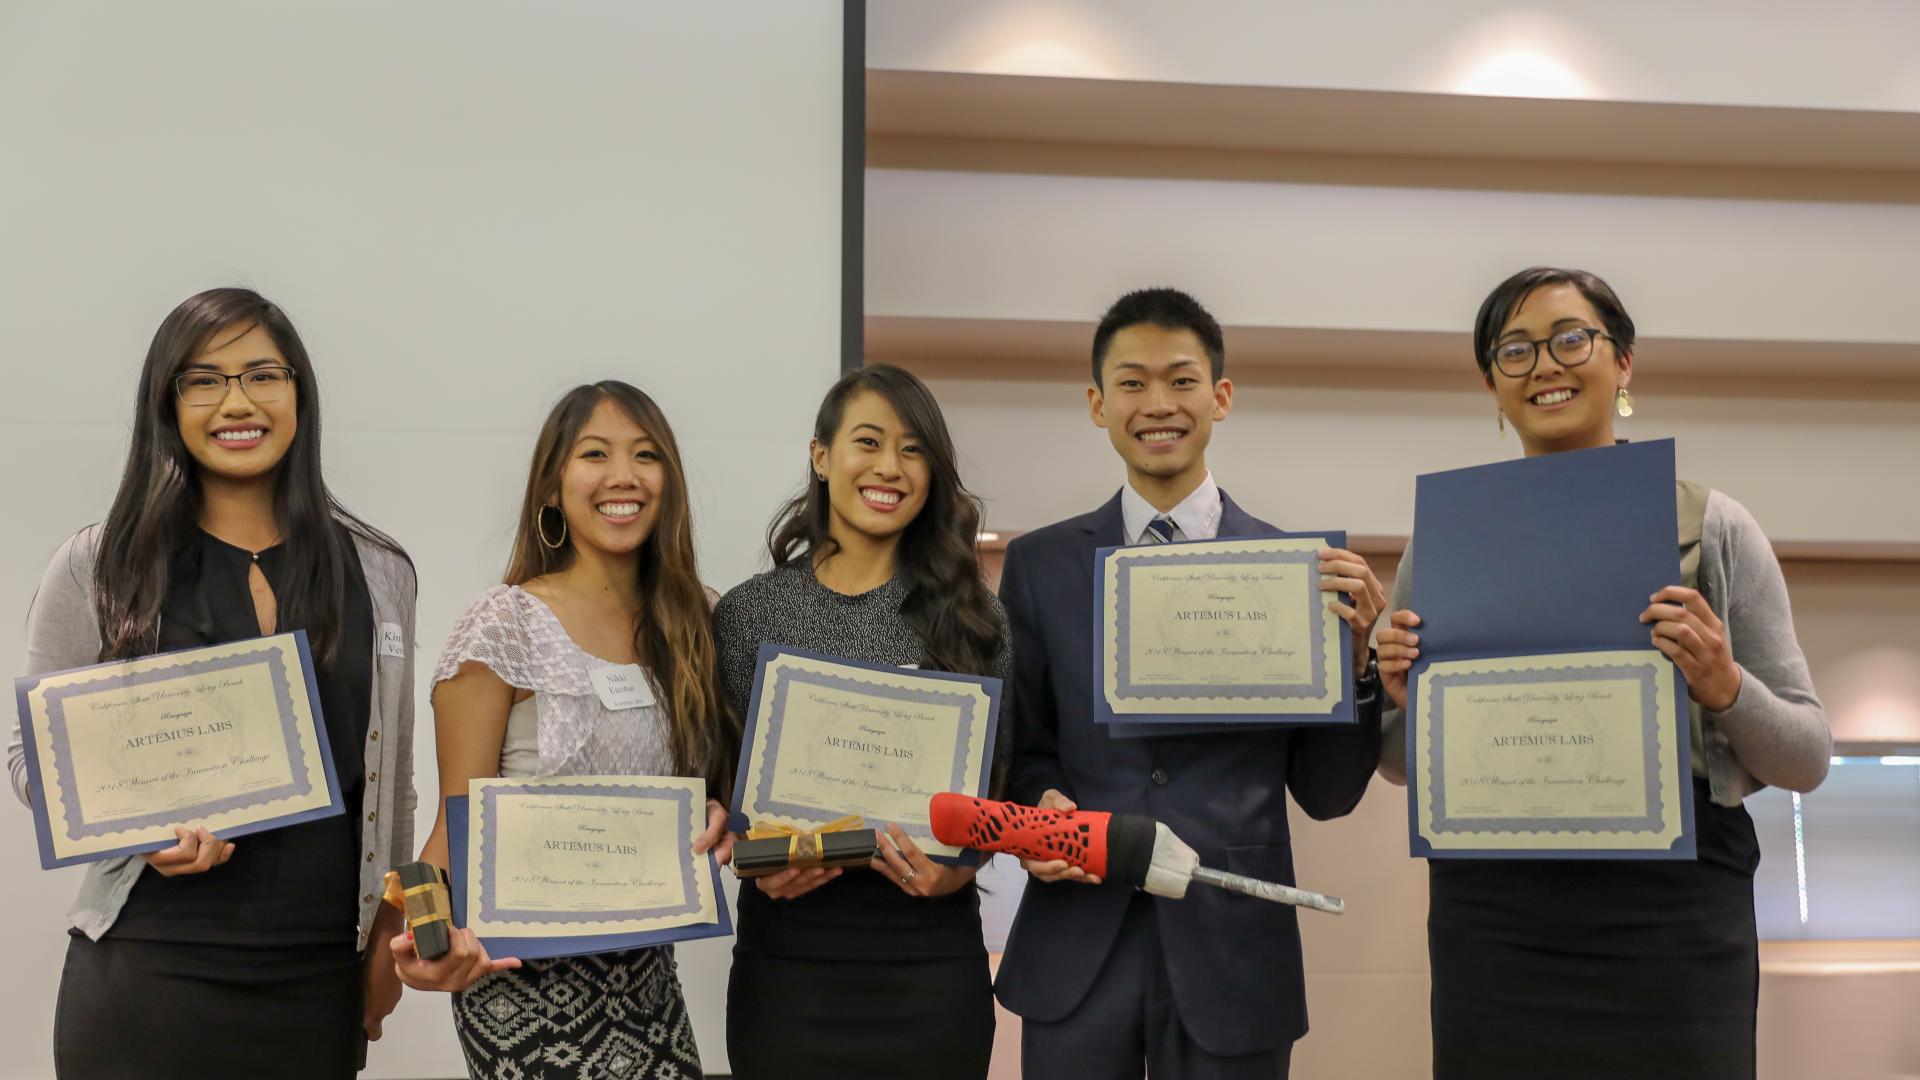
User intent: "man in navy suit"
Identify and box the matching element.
[995,288,1387,1079]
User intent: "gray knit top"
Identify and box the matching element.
[714,557,1013,959]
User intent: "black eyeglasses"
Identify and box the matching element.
[173,366,296,406]
[1487,328,1614,378]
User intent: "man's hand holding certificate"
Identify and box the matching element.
[1095,534,1358,728]
[13,631,343,869]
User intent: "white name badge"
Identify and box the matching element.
[379,622,406,658]
[591,664,657,710]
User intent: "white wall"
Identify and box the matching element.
[869,0,1920,110]
[0,3,844,1077]
[915,371,1920,544]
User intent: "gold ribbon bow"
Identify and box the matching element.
[746,815,865,867]
[382,868,452,930]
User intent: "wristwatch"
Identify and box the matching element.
[1357,648,1381,696]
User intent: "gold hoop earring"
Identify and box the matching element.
[1615,387,1635,418]
[538,505,568,550]
[1497,409,1507,437]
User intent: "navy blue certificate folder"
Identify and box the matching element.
[1407,439,1696,860]
[446,794,733,961]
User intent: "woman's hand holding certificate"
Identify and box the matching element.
[12,631,343,869]
[730,645,1002,866]
[443,776,731,961]
[1404,441,1698,860]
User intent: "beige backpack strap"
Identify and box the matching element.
[1675,480,1711,778]
[1676,480,1708,592]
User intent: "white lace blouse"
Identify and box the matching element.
[433,584,674,778]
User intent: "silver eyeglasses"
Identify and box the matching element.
[172,366,296,406]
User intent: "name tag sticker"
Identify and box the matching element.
[379,623,406,659]
[591,664,657,710]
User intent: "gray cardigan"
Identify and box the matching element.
[8,524,419,951]
[1380,488,1830,806]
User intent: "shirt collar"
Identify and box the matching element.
[1120,471,1221,544]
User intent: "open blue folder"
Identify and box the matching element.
[1406,439,1696,859]
[446,794,733,961]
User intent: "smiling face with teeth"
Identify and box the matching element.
[551,398,667,559]
[1089,324,1233,506]
[171,321,297,486]
[811,390,930,547]
[1487,282,1633,457]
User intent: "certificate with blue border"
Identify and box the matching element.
[1408,650,1694,858]
[1406,440,1696,859]
[1094,535,1355,728]
[729,645,1001,865]
[447,776,730,961]
[13,631,343,869]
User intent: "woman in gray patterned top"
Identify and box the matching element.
[390,382,739,1080]
[715,365,1012,1080]
[1375,267,1830,1080]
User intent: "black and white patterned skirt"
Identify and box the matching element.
[453,946,703,1080]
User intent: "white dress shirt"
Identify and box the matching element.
[1120,471,1222,545]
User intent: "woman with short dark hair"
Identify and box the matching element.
[1376,267,1831,1079]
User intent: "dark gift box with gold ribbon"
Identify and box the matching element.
[382,860,453,960]
[733,826,879,878]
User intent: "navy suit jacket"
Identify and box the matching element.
[992,490,1382,1056]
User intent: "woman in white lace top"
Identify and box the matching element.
[390,381,740,1080]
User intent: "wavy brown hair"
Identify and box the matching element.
[768,365,1003,679]
[94,288,402,665]
[503,382,737,796]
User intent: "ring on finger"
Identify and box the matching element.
[903,868,917,883]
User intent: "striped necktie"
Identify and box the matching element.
[1145,515,1177,544]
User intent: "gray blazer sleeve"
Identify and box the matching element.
[1701,492,1830,793]
[12,527,105,805]
[370,544,422,866]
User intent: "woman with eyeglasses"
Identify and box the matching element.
[9,288,417,1077]
[1374,267,1830,1080]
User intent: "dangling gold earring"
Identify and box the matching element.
[1497,409,1507,437]
[538,504,568,550]
[1615,387,1635,418]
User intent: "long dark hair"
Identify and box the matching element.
[503,382,738,796]
[94,288,401,664]
[768,365,1002,677]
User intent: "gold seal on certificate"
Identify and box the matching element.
[12,631,344,869]
[1098,536,1349,724]
[464,776,721,942]
[1411,650,1690,855]
[731,645,1003,862]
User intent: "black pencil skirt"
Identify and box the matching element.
[726,952,996,1080]
[53,933,362,1079]
[1428,778,1762,1080]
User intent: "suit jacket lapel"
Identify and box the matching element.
[1079,492,1128,587]
[1216,489,1270,539]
